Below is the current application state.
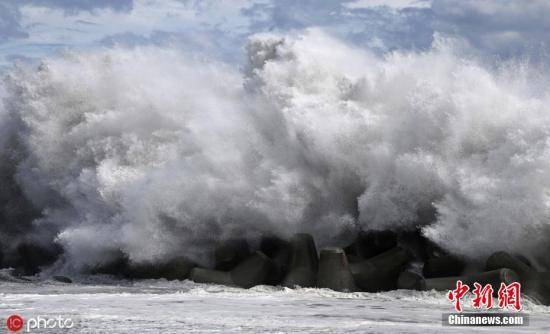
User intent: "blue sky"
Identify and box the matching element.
[0,0,549,71]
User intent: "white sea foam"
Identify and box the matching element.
[1,279,549,333]
[1,29,550,268]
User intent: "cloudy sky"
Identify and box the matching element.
[0,0,549,70]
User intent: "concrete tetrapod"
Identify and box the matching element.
[345,230,397,261]
[52,275,72,283]
[214,239,250,271]
[189,267,234,286]
[486,251,532,280]
[423,255,465,278]
[260,236,291,285]
[350,246,411,292]
[190,251,276,288]
[397,271,426,290]
[231,251,276,288]
[486,251,550,305]
[316,248,357,292]
[532,272,550,305]
[424,268,519,293]
[125,257,195,280]
[282,233,318,288]
[15,241,63,275]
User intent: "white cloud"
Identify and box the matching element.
[2,0,550,72]
[345,0,431,10]
[432,0,550,59]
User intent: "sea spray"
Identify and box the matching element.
[1,29,550,271]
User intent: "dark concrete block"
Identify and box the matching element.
[190,267,234,286]
[124,262,164,279]
[0,243,3,268]
[52,275,72,283]
[514,254,532,268]
[397,271,426,290]
[316,248,357,292]
[260,236,291,285]
[282,233,318,288]
[486,252,550,305]
[523,273,550,305]
[346,254,363,263]
[123,257,195,280]
[215,239,250,271]
[160,257,196,280]
[345,230,397,260]
[350,246,411,292]
[15,241,63,275]
[424,268,519,293]
[89,251,129,277]
[397,230,444,261]
[423,255,465,278]
[231,251,276,288]
[260,236,289,259]
[486,251,532,280]
[190,251,276,289]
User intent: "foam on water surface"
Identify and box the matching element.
[1,279,549,333]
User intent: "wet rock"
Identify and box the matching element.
[350,247,411,292]
[215,239,250,271]
[282,233,319,288]
[316,248,357,292]
[397,271,426,290]
[345,230,397,260]
[423,255,465,278]
[52,275,72,283]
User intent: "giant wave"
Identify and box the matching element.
[1,29,550,271]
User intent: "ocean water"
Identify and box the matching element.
[1,278,549,333]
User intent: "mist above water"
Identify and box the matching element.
[1,29,550,270]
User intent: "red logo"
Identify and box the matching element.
[498,282,522,311]
[447,281,522,312]
[472,282,494,309]
[6,315,24,332]
[447,280,470,312]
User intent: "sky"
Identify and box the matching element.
[0,0,549,70]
